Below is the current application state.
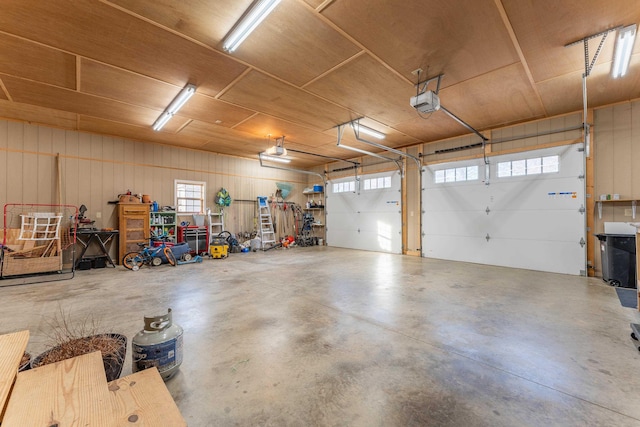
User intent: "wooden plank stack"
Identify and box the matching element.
[0,330,29,421]
[0,331,186,426]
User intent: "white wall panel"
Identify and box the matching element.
[423,144,585,275]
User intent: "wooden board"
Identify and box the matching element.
[0,330,29,423]
[108,368,186,426]
[2,351,112,427]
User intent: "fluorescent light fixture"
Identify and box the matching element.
[260,153,291,163]
[152,83,196,131]
[612,24,637,79]
[337,142,396,162]
[223,0,281,53]
[351,122,386,139]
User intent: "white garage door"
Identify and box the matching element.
[327,171,402,254]
[422,144,586,275]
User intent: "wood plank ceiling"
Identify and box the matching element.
[0,0,638,168]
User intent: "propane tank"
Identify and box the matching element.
[132,308,183,381]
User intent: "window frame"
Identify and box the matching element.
[174,179,206,214]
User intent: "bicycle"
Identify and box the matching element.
[122,240,176,271]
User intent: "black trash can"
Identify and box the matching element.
[596,233,636,288]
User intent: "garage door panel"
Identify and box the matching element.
[483,239,584,275]
[423,210,489,237]
[422,143,585,275]
[423,235,489,263]
[327,171,402,254]
[424,184,490,209]
[330,229,359,249]
[489,180,581,211]
[490,210,583,241]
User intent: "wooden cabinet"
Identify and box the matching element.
[118,203,150,263]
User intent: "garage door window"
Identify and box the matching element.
[434,166,479,183]
[333,181,356,193]
[497,155,559,178]
[363,176,391,190]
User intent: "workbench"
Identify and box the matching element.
[74,229,119,268]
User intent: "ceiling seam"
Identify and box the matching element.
[229,112,260,130]
[315,0,335,13]
[215,68,254,100]
[294,0,414,86]
[301,51,366,88]
[493,0,547,116]
[76,56,82,92]
[0,77,13,102]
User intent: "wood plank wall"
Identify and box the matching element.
[593,100,640,278]
[0,120,308,237]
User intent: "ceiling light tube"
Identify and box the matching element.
[152,112,173,131]
[612,24,637,79]
[337,142,396,162]
[152,83,196,131]
[351,122,386,139]
[260,153,291,163]
[223,0,281,53]
[167,84,196,114]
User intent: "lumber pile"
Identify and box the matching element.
[0,331,186,426]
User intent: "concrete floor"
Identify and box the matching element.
[2,246,640,426]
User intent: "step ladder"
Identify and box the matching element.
[206,208,224,242]
[257,197,276,249]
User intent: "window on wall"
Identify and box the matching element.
[175,180,206,213]
[434,166,479,183]
[363,176,391,190]
[333,181,356,193]
[497,155,559,178]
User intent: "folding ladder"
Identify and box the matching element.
[206,208,224,242]
[257,197,276,249]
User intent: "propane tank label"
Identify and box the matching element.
[133,333,183,373]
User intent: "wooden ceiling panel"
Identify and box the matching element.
[0,34,76,89]
[436,63,546,131]
[0,0,248,97]
[79,116,208,149]
[219,70,354,130]
[227,0,361,86]
[80,59,179,111]
[179,120,263,147]
[538,61,640,117]
[2,75,159,126]
[0,99,78,129]
[108,0,253,47]
[321,0,519,84]
[233,115,335,149]
[306,53,417,126]
[394,112,472,144]
[80,59,256,127]
[502,0,640,83]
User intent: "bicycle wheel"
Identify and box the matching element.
[122,252,144,270]
[164,247,177,266]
